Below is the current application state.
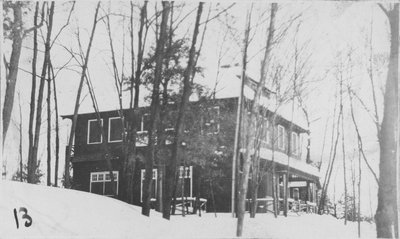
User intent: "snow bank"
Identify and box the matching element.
[0,181,169,238]
[0,181,376,238]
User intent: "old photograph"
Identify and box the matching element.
[1,1,399,238]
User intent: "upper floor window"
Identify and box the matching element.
[140,113,150,132]
[277,125,285,150]
[90,171,118,196]
[87,119,103,144]
[291,132,299,156]
[204,106,220,134]
[260,117,270,148]
[108,117,123,142]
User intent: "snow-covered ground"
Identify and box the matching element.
[0,181,376,238]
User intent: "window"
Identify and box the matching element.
[277,125,285,150]
[204,106,220,134]
[165,128,175,145]
[291,132,299,156]
[141,113,150,132]
[177,166,193,198]
[90,171,118,196]
[140,169,157,202]
[87,119,103,144]
[108,117,123,142]
[261,118,271,148]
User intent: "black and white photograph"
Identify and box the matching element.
[0,1,399,238]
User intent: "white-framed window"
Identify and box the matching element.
[177,166,193,198]
[291,132,299,156]
[90,171,119,196]
[87,119,103,144]
[262,119,271,146]
[140,169,157,202]
[277,125,285,150]
[108,117,124,143]
[140,113,150,132]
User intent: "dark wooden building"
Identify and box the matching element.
[62,94,320,213]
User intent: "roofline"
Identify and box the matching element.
[61,96,309,133]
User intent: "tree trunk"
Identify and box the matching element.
[358,149,361,237]
[27,2,39,183]
[46,61,52,186]
[156,3,174,212]
[237,4,277,237]
[375,4,399,238]
[123,1,147,204]
[64,2,101,188]
[18,93,23,182]
[163,2,203,220]
[232,3,252,218]
[48,63,60,187]
[318,105,342,214]
[340,77,347,225]
[29,2,54,184]
[3,2,23,143]
[142,2,170,216]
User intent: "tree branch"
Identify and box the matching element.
[23,2,46,36]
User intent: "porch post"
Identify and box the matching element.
[283,172,288,215]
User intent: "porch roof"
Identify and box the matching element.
[259,148,321,187]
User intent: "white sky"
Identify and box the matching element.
[2,1,395,216]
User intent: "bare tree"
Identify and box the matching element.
[375,3,399,238]
[46,58,52,186]
[340,69,348,225]
[3,2,45,143]
[28,2,55,184]
[237,3,277,237]
[142,1,170,217]
[163,2,204,220]
[64,2,101,188]
[49,62,60,187]
[27,2,40,183]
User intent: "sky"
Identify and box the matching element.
[1,1,395,216]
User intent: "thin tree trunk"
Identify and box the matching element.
[124,1,147,204]
[232,3,253,218]
[358,148,361,237]
[29,2,54,184]
[163,2,203,220]
[64,2,101,188]
[18,93,23,182]
[318,97,342,214]
[347,87,379,184]
[237,4,277,237]
[50,62,60,187]
[103,4,128,200]
[27,2,39,183]
[46,61,52,186]
[375,4,399,238]
[142,1,170,217]
[340,77,348,225]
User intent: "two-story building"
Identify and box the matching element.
[62,72,320,213]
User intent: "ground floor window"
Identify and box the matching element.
[140,166,193,202]
[90,171,119,196]
[140,169,157,202]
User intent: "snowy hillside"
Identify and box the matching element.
[0,181,376,238]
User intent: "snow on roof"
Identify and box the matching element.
[195,66,309,130]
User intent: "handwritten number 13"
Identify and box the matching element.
[13,207,32,229]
